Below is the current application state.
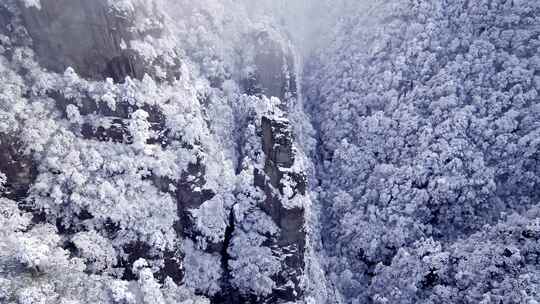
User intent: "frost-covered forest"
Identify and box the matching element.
[0,1,539,304]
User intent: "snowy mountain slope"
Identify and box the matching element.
[0,0,319,303]
[305,0,540,303]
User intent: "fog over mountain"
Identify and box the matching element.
[1,1,539,304]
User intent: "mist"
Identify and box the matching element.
[238,0,357,56]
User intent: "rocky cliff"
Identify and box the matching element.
[18,0,179,82]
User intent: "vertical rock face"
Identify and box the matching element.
[226,25,307,303]
[0,135,36,201]
[18,0,175,82]
[254,34,296,101]
[256,115,306,302]
[217,110,307,304]
[244,29,297,101]
[0,5,11,35]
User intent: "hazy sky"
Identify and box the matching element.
[240,0,354,55]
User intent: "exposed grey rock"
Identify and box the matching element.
[214,109,306,304]
[80,119,131,144]
[0,134,36,201]
[262,116,295,168]
[243,30,297,101]
[17,0,178,82]
[175,160,217,241]
[0,5,12,36]
[255,115,306,303]
[51,90,168,145]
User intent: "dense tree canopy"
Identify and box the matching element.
[306,0,540,302]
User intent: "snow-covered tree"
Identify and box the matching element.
[307,0,540,302]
